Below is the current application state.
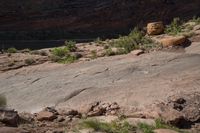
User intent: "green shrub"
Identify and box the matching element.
[105,48,115,56]
[60,55,77,64]
[80,120,136,133]
[138,119,183,133]
[191,16,200,24]
[165,18,182,35]
[7,47,17,53]
[51,47,69,57]
[91,50,97,59]
[0,94,7,107]
[111,28,154,53]
[25,58,36,65]
[65,40,77,52]
[138,123,154,133]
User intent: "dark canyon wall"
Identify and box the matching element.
[0,0,200,40]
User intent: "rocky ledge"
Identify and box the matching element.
[0,93,200,133]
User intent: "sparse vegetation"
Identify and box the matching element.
[110,28,155,54]
[0,94,7,107]
[138,119,184,133]
[191,16,200,24]
[7,47,17,53]
[95,37,103,45]
[91,50,97,59]
[79,120,136,133]
[51,47,78,64]
[64,40,77,52]
[25,58,36,65]
[51,47,69,57]
[105,48,116,56]
[165,18,182,35]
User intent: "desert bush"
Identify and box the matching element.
[111,28,154,53]
[0,94,7,107]
[138,119,182,133]
[105,48,116,56]
[51,47,69,57]
[165,18,182,35]
[91,50,97,59]
[7,47,17,53]
[80,120,136,133]
[191,16,200,24]
[64,40,77,52]
[51,47,78,63]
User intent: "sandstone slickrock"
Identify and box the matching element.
[147,22,164,35]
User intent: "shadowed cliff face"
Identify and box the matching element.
[0,0,200,40]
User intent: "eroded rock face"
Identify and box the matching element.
[0,0,200,40]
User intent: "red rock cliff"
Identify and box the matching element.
[0,0,200,39]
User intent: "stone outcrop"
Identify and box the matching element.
[159,36,186,47]
[0,0,200,40]
[147,22,164,35]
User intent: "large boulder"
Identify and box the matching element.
[159,36,186,47]
[147,22,164,35]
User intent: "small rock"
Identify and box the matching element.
[147,22,164,35]
[64,116,72,123]
[87,108,105,117]
[36,111,57,121]
[71,52,83,59]
[56,116,65,122]
[44,107,58,114]
[154,129,179,133]
[19,112,34,123]
[0,108,19,127]
[131,50,144,56]
[110,102,120,110]
[154,103,184,126]
[57,108,79,116]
